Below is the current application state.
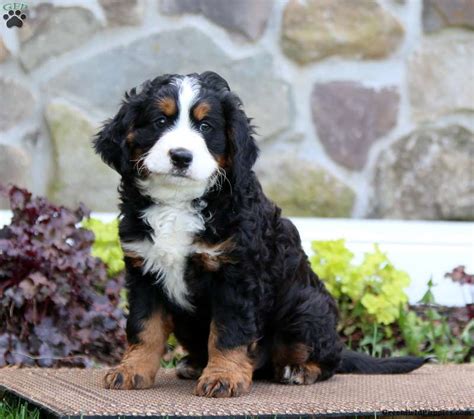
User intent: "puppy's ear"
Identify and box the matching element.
[200,72,258,181]
[94,76,172,174]
[224,93,259,189]
[93,105,130,174]
[200,71,230,93]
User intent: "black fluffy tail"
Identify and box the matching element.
[337,349,430,374]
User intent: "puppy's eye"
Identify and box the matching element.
[199,122,212,133]
[155,117,167,128]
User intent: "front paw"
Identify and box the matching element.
[194,369,251,398]
[103,365,155,390]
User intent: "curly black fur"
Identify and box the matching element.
[94,72,426,395]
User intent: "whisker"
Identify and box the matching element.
[217,167,232,196]
[208,168,226,193]
[132,150,151,176]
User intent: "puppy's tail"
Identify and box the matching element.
[337,349,431,374]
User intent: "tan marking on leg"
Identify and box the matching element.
[272,343,321,385]
[273,342,307,383]
[156,97,177,116]
[302,361,322,384]
[192,101,210,121]
[277,362,322,385]
[104,311,173,390]
[195,322,253,398]
[273,342,311,366]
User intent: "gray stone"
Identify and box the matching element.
[372,126,474,220]
[45,28,291,140]
[255,153,355,217]
[408,37,474,122]
[161,0,200,14]
[100,0,143,26]
[21,130,42,148]
[160,0,272,41]
[0,144,31,208]
[311,81,399,171]
[45,101,120,212]
[0,78,35,131]
[19,4,101,71]
[423,0,474,33]
[0,37,10,63]
[281,0,404,64]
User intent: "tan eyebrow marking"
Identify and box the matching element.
[156,97,177,116]
[193,101,211,121]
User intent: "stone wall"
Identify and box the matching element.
[1,0,473,219]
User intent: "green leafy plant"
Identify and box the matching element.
[398,279,473,363]
[82,218,129,312]
[310,240,473,363]
[310,240,410,354]
[82,218,125,277]
[0,395,40,419]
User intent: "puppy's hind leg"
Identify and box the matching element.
[272,270,342,385]
[272,343,325,385]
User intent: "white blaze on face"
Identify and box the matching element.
[142,76,217,202]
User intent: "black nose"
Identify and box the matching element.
[169,148,193,169]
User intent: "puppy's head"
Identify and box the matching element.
[94,72,258,202]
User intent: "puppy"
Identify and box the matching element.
[94,72,426,397]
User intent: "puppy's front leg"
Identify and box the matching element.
[195,268,256,397]
[195,322,253,398]
[104,284,173,390]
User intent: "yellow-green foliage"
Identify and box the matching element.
[310,240,410,326]
[82,218,124,276]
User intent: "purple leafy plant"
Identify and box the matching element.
[0,186,126,367]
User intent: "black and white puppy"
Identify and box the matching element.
[94,72,426,398]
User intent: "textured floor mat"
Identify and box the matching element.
[0,365,473,418]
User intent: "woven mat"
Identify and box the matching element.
[1,365,473,418]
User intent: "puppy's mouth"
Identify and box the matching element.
[149,170,201,185]
[169,169,191,179]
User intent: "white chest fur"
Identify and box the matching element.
[122,203,205,310]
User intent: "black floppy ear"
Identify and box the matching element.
[224,93,259,189]
[200,71,230,93]
[94,75,173,174]
[93,104,130,174]
[200,71,259,184]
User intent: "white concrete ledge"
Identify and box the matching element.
[1,210,472,307]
